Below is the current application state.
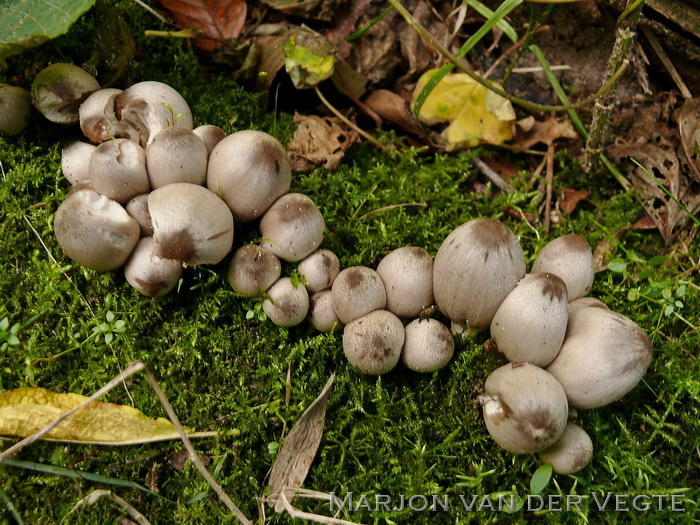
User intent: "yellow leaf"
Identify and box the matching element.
[0,387,190,445]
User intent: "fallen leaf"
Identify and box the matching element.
[283,27,336,89]
[156,0,246,52]
[678,98,700,182]
[632,215,658,230]
[259,0,340,21]
[267,374,334,513]
[513,117,578,151]
[558,188,590,214]
[592,227,627,273]
[287,113,359,172]
[0,387,192,445]
[364,89,421,135]
[345,19,399,86]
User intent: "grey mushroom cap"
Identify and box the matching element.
[125,194,153,236]
[490,273,569,367]
[124,237,183,297]
[54,189,140,271]
[262,277,309,327]
[79,88,124,142]
[538,422,593,474]
[61,141,96,186]
[193,125,226,156]
[297,249,340,293]
[531,234,595,301]
[206,130,292,222]
[148,183,234,266]
[401,318,454,373]
[343,310,405,375]
[146,127,209,188]
[31,64,100,124]
[546,306,652,409]
[332,266,387,324]
[308,290,343,333]
[259,193,325,262]
[479,362,569,454]
[227,244,281,297]
[433,218,526,332]
[376,246,434,318]
[88,138,151,203]
[0,84,32,136]
[568,296,609,313]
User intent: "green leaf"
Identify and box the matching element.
[648,255,668,267]
[0,317,8,331]
[246,310,254,320]
[607,258,627,273]
[664,304,675,316]
[0,0,97,62]
[283,28,336,90]
[676,285,686,298]
[530,463,552,495]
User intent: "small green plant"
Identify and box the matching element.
[0,317,21,351]
[91,311,126,344]
[246,300,268,322]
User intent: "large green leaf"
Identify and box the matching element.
[0,0,96,63]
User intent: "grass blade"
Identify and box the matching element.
[0,485,24,525]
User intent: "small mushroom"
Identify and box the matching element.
[531,234,595,301]
[124,237,183,297]
[206,130,291,222]
[308,290,343,333]
[193,124,226,156]
[343,310,405,375]
[88,138,150,203]
[61,141,96,185]
[376,246,434,318]
[125,194,153,236]
[478,362,569,454]
[262,277,309,327]
[259,193,325,262]
[148,183,234,266]
[538,422,593,474]
[331,266,387,324]
[0,83,32,136]
[146,127,209,188]
[78,88,124,142]
[490,273,569,367]
[401,318,454,373]
[297,249,340,293]
[31,64,100,124]
[227,244,281,297]
[568,296,608,313]
[54,189,140,271]
[433,218,526,333]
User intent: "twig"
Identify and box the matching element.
[473,157,513,192]
[66,490,151,525]
[356,202,428,221]
[130,0,170,24]
[278,490,363,525]
[544,144,555,234]
[641,26,692,99]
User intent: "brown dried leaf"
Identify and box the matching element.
[346,19,399,86]
[288,113,359,172]
[632,215,658,230]
[559,188,590,214]
[678,98,700,182]
[259,0,341,21]
[156,0,246,52]
[267,374,335,513]
[514,117,578,151]
[593,228,627,273]
[364,89,421,135]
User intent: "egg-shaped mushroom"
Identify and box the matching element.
[146,127,209,188]
[227,244,281,297]
[88,138,151,203]
[531,234,595,301]
[343,310,404,375]
[308,290,344,333]
[124,237,183,297]
[297,249,340,293]
[79,88,124,142]
[263,277,309,327]
[193,124,226,156]
[376,246,434,319]
[401,318,454,373]
[538,422,593,474]
[61,141,96,186]
[125,194,153,236]
[31,64,100,124]
[0,83,32,136]
[332,266,387,324]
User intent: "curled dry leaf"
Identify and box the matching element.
[288,113,359,172]
[283,27,337,90]
[268,374,335,513]
[678,98,700,182]
[514,117,578,151]
[259,0,341,21]
[558,188,591,214]
[364,89,421,135]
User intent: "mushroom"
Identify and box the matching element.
[88,138,150,203]
[546,305,652,409]
[262,277,309,327]
[78,88,124,142]
[206,130,291,222]
[227,244,281,297]
[297,249,340,293]
[531,234,595,301]
[343,310,405,375]
[259,193,325,262]
[31,64,100,124]
[538,422,593,474]
[61,141,96,186]
[0,83,32,136]
[401,318,454,373]
[308,290,343,333]
[124,237,183,297]
[331,266,387,324]
[568,296,608,313]
[478,362,569,454]
[490,273,569,367]
[193,124,226,156]
[148,183,234,266]
[376,246,434,318]
[433,218,526,333]
[54,189,140,271]
[146,127,209,188]
[125,194,153,236]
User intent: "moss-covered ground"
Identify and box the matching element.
[1,1,698,523]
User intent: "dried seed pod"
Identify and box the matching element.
[531,234,595,301]
[227,244,281,297]
[343,310,404,375]
[332,266,387,324]
[297,249,340,293]
[124,237,183,297]
[376,246,434,319]
[538,422,593,474]
[263,277,309,327]
[308,290,343,333]
[401,318,454,373]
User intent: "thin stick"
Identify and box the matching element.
[67,490,151,525]
[131,0,170,24]
[473,157,513,192]
[279,491,363,525]
[356,202,428,221]
[544,144,555,234]
[641,27,692,99]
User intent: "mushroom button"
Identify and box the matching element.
[538,422,593,474]
[531,234,595,301]
[0,84,32,136]
[376,246,434,319]
[61,141,96,186]
[193,124,226,156]
[262,277,309,327]
[31,63,100,124]
[88,138,151,203]
[343,310,404,375]
[308,290,343,333]
[124,237,183,297]
[297,249,340,293]
[227,244,281,297]
[331,266,387,324]
[125,194,153,237]
[401,318,454,373]
[146,127,209,188]
[79,88,124,143]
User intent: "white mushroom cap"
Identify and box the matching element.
[531,234,595,301]
[31,64,100,124]
[79,88,124,142]
[308,290,343,333]
[490,273,569,367]
[478,362,569,454]
[206,130,291,222]
[61,141,96,186]
[262,277,309,327]
[227,244,281,297]
[193,124,226,156]
[568,296,609,314]
[148,183,234,266]
[146,127,208,188]
[297,249,340,293]
[343,310,404,375]
[433,218,526,332]
[376,246,434,318]
[546,306,652,409]
[54,189,140,271]
[538,422,593,474]
[125,194,153,236]
[259,193,325,262]
[89,138,150,203]
[124,237,183,297]
[331,266,387,324]
[401,318,454,372]
[0,83,32,136]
